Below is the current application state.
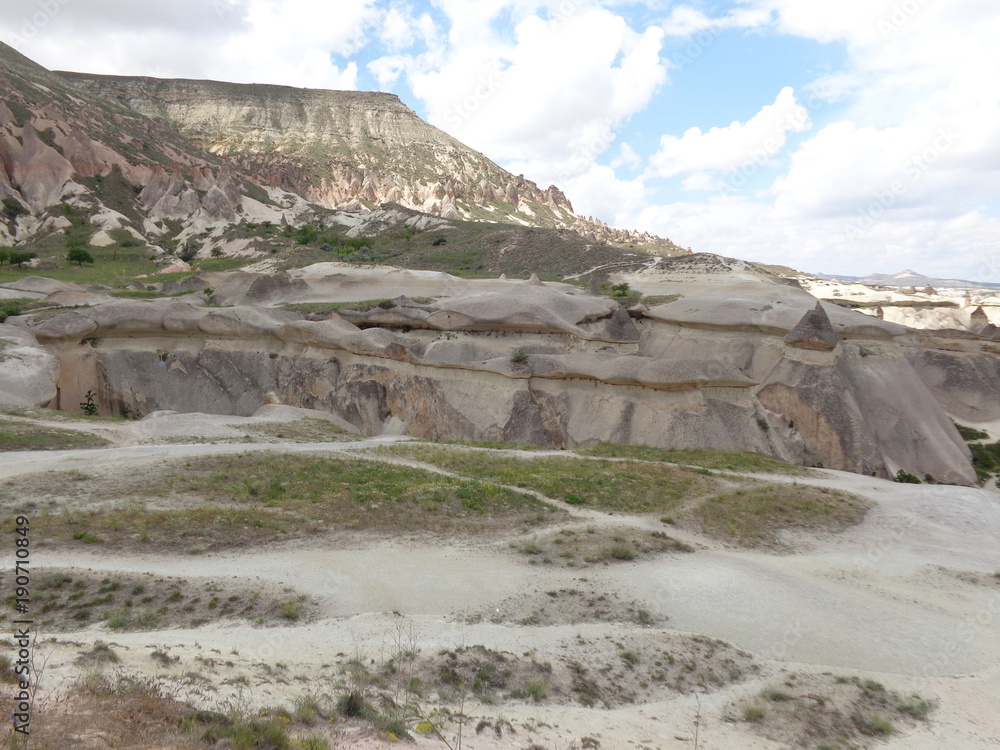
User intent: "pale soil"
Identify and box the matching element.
[2,410,999,749]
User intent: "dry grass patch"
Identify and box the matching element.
[460,586,667,627]
[338,632,756,714]
[6,672,195,750]
[576,442,810,475]
[731,673,934,749]
[686,483,872,549]
[243,418,359,443]
[376,445,719,513]
[512,526,694,568]
[5,671,336,750]
[2,569,317,632]
[0,418,110,451]
[5,453,559,552]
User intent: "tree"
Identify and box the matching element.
[8,250,35,267]
[0,249,9,266]
[67,248,95,266]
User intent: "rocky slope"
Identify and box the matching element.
[0,40,323,257]
[58,71,679,250]
[0,41,679,273]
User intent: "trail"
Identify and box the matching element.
[6,422,1000,748]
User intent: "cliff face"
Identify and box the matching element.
[58,72,678,250]
[5,265,983,485]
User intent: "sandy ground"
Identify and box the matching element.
[3,410,1000,749]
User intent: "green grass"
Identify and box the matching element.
[691,483,872,548]
[13,453,557,551]
[970,442,1000,484]
[0,419,111,451]
[575,443,809,476]
[0,298,54,322]
[955,423,989,441]
[376,445,718,513]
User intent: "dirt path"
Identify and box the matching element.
[6,426,1000,748]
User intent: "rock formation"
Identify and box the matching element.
[3,262,982,485]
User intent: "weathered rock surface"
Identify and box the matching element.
[59,71,682,251]
[784,303,839,350]
[0,324,59,406]
[8,266,987,484]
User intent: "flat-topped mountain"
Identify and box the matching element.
[58,71,675,249]
[0,40,680,266]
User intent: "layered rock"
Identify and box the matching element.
[58,71,684,251]
[7,264,984,484]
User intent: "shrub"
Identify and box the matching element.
[2,196,28,219]
[80,389,98,416]
[742,704,766,722]
[510,348,528,364]
[280,599,303,620]
[894,469,921,484]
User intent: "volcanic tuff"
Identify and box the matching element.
[58,71,676,249]
[0,40,678,260]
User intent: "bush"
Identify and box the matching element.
[2,196,28,220]
[894,469,921,484]
[510,348,528,364]
[80,390,98,416]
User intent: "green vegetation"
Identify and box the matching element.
[377,445,718,513]
[690,483,872,548]
[970,442,1000,484]
[1,196,28,220]
[739,674,933,749]
[0,297,52,322]
[894,469,921,484]
[67,247,95,266]
[11,453,557,552]
[513,527,693,568]
[576,442,809,475]
[0,418,110,451]
[955,423,988,441]
[2,569,313,632]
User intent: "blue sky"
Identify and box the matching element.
[3,0,999,281]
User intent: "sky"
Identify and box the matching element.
[2,0,999,281]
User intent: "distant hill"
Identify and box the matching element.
[812,269,1000,290]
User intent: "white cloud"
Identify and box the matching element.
[648,86,809,180]
[397,4,666,191]
[636,198,1000,281]
[611,142,641,169]
[380,6,416,51]
[0,0,375,89]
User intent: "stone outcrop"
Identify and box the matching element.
[0,323,59,407]
[784,303,839,350]
[6,264,985,485]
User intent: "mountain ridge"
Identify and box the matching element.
[57,69,679,250]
